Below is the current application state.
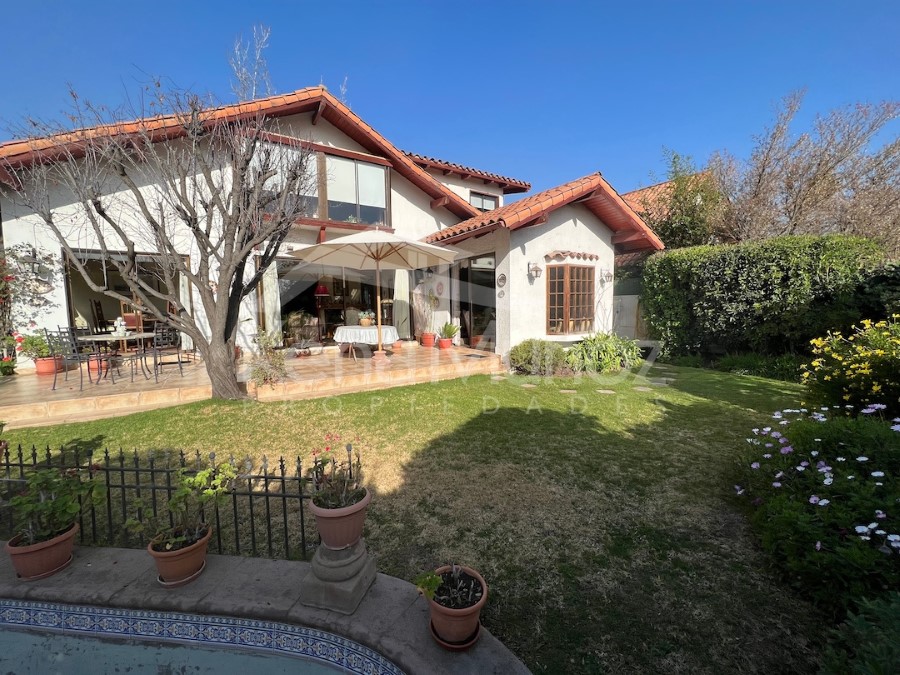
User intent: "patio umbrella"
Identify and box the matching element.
[289,230,459,357]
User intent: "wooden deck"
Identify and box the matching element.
[0,343,503,429]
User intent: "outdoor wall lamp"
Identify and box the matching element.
[600,268,614,283]
[425,267,434,279]
[528,262,543,278]
[19,246,42,276]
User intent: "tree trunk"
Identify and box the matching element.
[204,338,246,400]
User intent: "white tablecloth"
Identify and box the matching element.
[333,325,399,345]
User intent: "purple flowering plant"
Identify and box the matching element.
[736,404,900,613]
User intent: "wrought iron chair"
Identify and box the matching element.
[45,328,96,391]
[146,324,183,382]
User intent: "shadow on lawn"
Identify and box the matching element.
[366,394,822,675]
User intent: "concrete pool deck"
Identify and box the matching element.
[0,545,530,675]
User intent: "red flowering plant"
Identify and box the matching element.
[307,434,365,509]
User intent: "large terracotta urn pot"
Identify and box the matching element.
[309,489,371,550]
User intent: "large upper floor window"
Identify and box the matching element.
[251,141,318,218]
[547,265,594,335]
[326,156,387,226]
[470,191,498,212]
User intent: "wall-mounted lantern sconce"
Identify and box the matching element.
[600,268,614,283]
[425,267,434,280]
[527,262,543,278]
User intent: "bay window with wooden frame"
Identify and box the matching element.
[546,265,595,335]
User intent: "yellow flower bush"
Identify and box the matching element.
[802,315,900,416]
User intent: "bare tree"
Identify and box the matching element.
[710,92,900,254]
[2,47,315,399]
[230,24,273,101]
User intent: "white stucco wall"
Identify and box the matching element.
[507,204,615,353]
[422,170,505,208]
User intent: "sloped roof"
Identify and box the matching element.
[403,151,531,194]
[0,86,480,220]
[621,179,675,213]
[425,172,664,253]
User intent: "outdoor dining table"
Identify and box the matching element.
[78,332,155,380]
[333,325,399,362]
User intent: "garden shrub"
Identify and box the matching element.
[822,593,900,674]
[508,339,566,375]
[642,235,885,357]
[802,316,900,418]
[658,353,704,368]
[714,353,805,382]
[565,333,641,373]
[736,407,900,616]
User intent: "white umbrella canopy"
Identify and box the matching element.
[289,230,459,353]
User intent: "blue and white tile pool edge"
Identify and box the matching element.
[0,598,405,674]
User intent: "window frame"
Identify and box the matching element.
[469,191,498,212]
[324,155,390,226]
[546,264,595,335]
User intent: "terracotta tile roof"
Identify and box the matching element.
[621,179,675,213]
[614,250,653,268]
[425,172,664,253]
[403,151,531,194]
[0,87,479,220]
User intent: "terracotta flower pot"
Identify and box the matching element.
[309,488,371,550]
[437,338,453,350]
[359,318,373,327]
[147,527,212,587]
[33,356,63,375]
[421,332,436,348]
[428,565,488,650]
[6,523,79,581]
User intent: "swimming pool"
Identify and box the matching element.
[0,599,405,674]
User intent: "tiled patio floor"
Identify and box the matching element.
[0,343,502,429]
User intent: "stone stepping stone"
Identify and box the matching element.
[491,375,507,381]
[650,379,671,387]
[596,389,616,394]
[559,389,578,394]
[633,386,653,392]
[521,383,537,389]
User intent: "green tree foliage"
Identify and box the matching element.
[635,152,724,250]
[642,235,885,356]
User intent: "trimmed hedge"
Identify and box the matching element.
[642,235,885,356]
[509,339,566,375]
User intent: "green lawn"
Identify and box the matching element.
[5,365,825,673]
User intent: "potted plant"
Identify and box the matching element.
[16,333,62,375]
[437,322,459,349]
[358,310,375,327]
[420,290,437,347]
[145,462,237,587]
[0,356,16,376]
[307,440,370,550]
[416,563,488,650]
[5,463,96,580]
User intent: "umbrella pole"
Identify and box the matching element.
[376,259,383,352]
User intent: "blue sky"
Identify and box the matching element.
[2,1,897,195]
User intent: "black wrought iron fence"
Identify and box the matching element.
[0,445,316,560]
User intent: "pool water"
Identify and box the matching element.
[0,600,404,675]
[2,627,342,673]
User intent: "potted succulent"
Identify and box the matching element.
[416,563,488,650]
[16,333,62,375]
[437,322,459,350]
[145,462,237,587]
[358,310,376,327]
[5,462,96,580]
[307,439,370,550]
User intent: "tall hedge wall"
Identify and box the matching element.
[642,235,885,356]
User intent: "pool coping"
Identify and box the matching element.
[0,544,531,675]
